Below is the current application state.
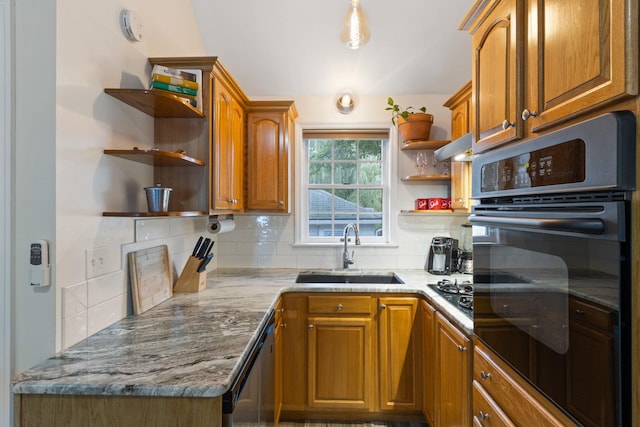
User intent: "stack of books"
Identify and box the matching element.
[150,65,201,109]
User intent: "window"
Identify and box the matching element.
[298,129,391,244]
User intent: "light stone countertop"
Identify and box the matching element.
[11,268,473,398]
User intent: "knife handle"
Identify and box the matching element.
[192,236,203,257]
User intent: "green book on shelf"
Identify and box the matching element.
[151,81,198,97]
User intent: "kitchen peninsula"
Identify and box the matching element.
[12,269,472,427]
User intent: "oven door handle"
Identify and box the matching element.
[469,215,605,235]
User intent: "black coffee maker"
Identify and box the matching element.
[426,237,458,275]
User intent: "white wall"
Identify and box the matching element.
[54,0,209,351]
[1,0,11,423]
[12,0,212,385]
[218,94,469,270]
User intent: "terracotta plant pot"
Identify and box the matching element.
[398,113,434,143]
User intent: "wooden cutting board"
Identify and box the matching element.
[128,245,172,315]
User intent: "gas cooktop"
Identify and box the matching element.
[427,278,473,320]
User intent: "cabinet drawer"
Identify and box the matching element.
[569,297,614,332]
[473,345,570,427]
[472,381,515,427]
[308,295,372,315]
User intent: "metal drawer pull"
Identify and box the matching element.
[337,303,343,311]
[480,370,492,380]
[280,323,287,328]
[478,411,490,422]
[502,119,515,130]
[521,109,538,121]
[575,309,585,315]
[458,345,467,352]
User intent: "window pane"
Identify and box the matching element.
[359,213,383,237]
[302,132,388,243]
[335,163,356,185]
[334,189,357,211]
[308,140,332,161]
[358,162,382,185]
[359,189,383,211]
[359,140,382,160]
[334,140,356,160]
[309,162,332,184]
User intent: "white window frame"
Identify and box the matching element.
[295,124,395,246]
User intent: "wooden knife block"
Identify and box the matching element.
[174,256,206,293]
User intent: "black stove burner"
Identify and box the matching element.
[428,279,474,320]
[458,295,473,311]
[435,279,473,295]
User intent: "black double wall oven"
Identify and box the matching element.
[469,112,634,426]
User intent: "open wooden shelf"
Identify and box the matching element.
[102,211,207,217]
[400,140,450,151]
[104,149,205,166]
[104,88,205,118]
[401,174,451,182]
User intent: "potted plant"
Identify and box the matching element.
[386,97,434,143]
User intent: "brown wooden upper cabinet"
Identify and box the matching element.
[211,65,248,212]
[246,102,298,213]
[461,0,638,153]
[443,81,472,211]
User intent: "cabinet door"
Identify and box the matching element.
[230,97,245,211]
[435,312,471,427]
[450,161,471,211]
[281,295,307,412]
[450,97,470,140]
[247,112,288,212]
[273,302,284,425]
[212,81,243,211]
[378,297,421,411]
[527,0,637,133]
[567,320,615,427]
[307,316,373,410]
[421,300,436,425]
[471,0,524,153]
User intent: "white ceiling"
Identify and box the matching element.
[191,0,474,98]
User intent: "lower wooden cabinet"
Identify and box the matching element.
[473,341,577,427]
[307,316,373,410]
[378,297,421,411]
[421,300,436,425]
[280,293,423,420]
[435,312,472,427]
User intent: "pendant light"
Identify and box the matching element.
[340,0,370,49]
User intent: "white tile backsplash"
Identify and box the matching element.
[87,270,126,308]
[62,282,88,318]
[88,294,127,336]
[219,213,468,270]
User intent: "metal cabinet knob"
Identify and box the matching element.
[480,370,492,380]
[521,109,538,121]
[575,309,585,315]
[502,119,515,130]
[337,303,343,311]
[308,324,314,330]
[380,304,387,310]
[478,411,490,422]
[280,322,287,328]
[278,200,284,206]
[457,345,468,352]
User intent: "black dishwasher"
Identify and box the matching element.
[222,310,275,427]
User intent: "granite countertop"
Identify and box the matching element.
[11,268,472,398]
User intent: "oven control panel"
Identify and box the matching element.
[480,139,586,192]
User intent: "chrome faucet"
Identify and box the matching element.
[342,223,361,269]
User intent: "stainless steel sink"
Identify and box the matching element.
[295,271,404,284]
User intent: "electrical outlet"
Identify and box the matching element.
[86,246,110,279]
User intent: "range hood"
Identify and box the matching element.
[434,132,473,162]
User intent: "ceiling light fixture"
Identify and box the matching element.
[336,91,356,114]
[340,0,370,50]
